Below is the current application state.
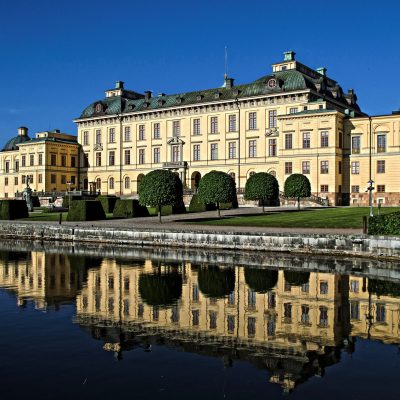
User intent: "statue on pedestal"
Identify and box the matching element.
[22,176,33,212]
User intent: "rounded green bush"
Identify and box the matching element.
[244,268,278,293]
[284,174,311,198]
[139,272,182,306]
[284,270,310,286]
[197,266,235,298]
[245,172,279,206]
[197,171,236,207]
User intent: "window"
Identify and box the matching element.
[338,161,342,174]
[50,154,56,166]
[124,150,131,165]
[269,139,277,156]
[227,315,235,333]
[5,161,9,173]
[193,119,201,135]
[352,136,360,153]
[172,145,181,162]
[248,140,257,158]
[321,160,329,174]
[124,126,131,142]
[285,133,292,149]
[124,177,130,189]
[247,317,256,337]
[96,152,101,166]
[302,161,310,174]
[284,303,292,320]
[301,305,310,324]
[321,131,329,147]
[109,151,115,166]
[377,160,385,173]
[285,162,292,174]
[228,142,236,159]
[51,174,56,184]
[109,177,114,190]
[269,110,277,128]
[267,316,276,336]
[268,292,276,309]
[30,154,34,166]
[71,156,76,168]
[22,175,26,184]
[338,131,343,148]
[4,177,8,186]
[71,176,76,184]
[153,123,160,139]
[351,161,360,174]
[248,289,256,308]
[376,303,386,322]
[138,149,145,164]
[350,301,360,320]
[96,178,101,190]
[173,120,180,136]
[153,147,160,163]
[377,134,386,153]
[109,128,115,143]
[95,129,101,144]
[209,311,217,329]
[14,177,18,185]
[210,143,218,160]
[21,155,26,167]
[320,185,329,192]
[352,185,360,193]
[303,132,311,148]
[377,185,385,193]
[319,307,328,327]
[138,125,145,140]
[289,107,298,114]
[192,284,199,302]
[193,144,200,161]
[210,116,218,134]
[301,283,309,293]
[61,155,66,167]
[15,161,19,172]
[192,310,200,326]
[249,112,257,130]
[320,281,328,294]
[83,131,89,145]
[350,280,359,293]
[228,114,236,132]
[61,175,66,184]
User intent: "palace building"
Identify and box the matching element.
[0,127,81,198]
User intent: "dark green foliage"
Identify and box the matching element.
[244,172,279,207]
[220,194,239,210]
[284,270,310,286]
[197,266,235,298]
[62,196,82,208]
[113,199,150,218]
[66,200,106,221]
[244,268,278,293]
[284,174,311,198]
[31,196,41,207]
[368,212,400,235]
[368,279,400,297]
[139,169,183,208]
[197,171,236,211]
[66,254,104,272]
[97,195,118,213]
[139,272,183,306]
[188,194,217,212]
[0,200,29,220]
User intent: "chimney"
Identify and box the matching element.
[223,74,234,89]
[316,67,327,76]
[144,91,152,100]
[115,81,124,89]
[283,51,296,61]
[18,126,28,137]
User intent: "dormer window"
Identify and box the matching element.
[214,92,221,99]
[233,89,241,97]
[267,78,277,89]
[176,96,183,104]
[143,102,149,108]
[196,94,203,101]
[281,66,287,71]
[158,99,164,106]
[95,103,103,113]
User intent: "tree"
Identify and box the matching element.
[284,270,310,286]
[197,171,236,218]
[284,174,311,210]
[244,172,279,212]
[139,169,183,222]
[197,266,235,298]
[244,268,278,293]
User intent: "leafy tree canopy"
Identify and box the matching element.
[244,172,279,202]
[284,270,310,286]
[198,266,235,298]
[197,171,236,205]
[244,268,278,293]
[284,174,311,198]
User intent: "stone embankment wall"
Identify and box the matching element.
[0,222,400,259]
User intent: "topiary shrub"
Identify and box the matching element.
[284,270,310,286]
[62,195,82,208]
[368,212,400,235]
[188,194,217,212]
[0,200,29,220]
[244,172,279,212]
[97,195,119,214]
[139,272,183,306]
[66,200,106,221]
[113,199,150,218]
[284,174,311,210]
[31,196,41,208]
[197,266,235,298]
[244,268,278,293]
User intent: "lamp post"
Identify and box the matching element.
[235,97,241,190]
[368,116,374,217]
[367,179,374,217]
[66,181,72,207]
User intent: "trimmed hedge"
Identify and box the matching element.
[188,194,217,212]
[98,195,119,214]
[62,196,82,208]
[113,199,150,218]
[0,200,29,220]
[368,212,400,235]
[66,200,106,221]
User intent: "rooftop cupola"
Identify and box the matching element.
[144,91,152,100]
[272,50,297,72]
[18,126,28,136]
[115,80,124,89]
[283,51,296,61]
[222,74,234,89]
[316,67,327,76]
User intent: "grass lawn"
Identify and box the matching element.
[191,207,400,229]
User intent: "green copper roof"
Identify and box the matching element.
[1,134,31,152]
[78,68,361,120]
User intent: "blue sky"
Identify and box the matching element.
[0,0,399,142]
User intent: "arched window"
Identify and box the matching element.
[96,178,101,191]
[124,177,130,189]
[249,171,256,178]
[109,177,114,190]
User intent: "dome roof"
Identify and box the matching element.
[2,130,31,151]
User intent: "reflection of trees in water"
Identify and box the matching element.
[139,272,182,306]
[244,268,278,293]
[0,250,30,263]
[67,254,104,271]
[284,270,310,286]
[198,266,235,298]
[368,279,400,297]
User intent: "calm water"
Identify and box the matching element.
[0,244,399,399]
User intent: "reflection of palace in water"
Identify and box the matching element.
[1,251,400,392]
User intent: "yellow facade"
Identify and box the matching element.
[0,128,80,199]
